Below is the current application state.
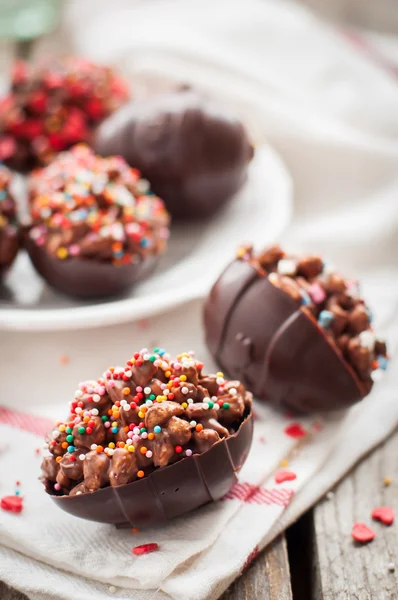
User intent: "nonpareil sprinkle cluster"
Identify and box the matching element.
[41,349,252,496]
[237,244,389,393]
[0,165,19,275]
[28,145,169,265]
[0,57,130,170]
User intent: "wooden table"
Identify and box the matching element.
[2,428,397,600]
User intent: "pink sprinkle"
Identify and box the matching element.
[185,449,193,457]
[127,431,134,438]
[308,283,326,304]
[136,387,143,393]
[108,381,115,389]
[104,422,111,429]
[69,244,80,256]
[132,435,140,444]
[54,483,61,491]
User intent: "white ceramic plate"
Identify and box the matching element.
[0,144,293,331]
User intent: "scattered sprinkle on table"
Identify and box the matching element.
[132,543,159,556]
[371,506,394,526]
[1,495,23,513]
[351,522,375,544]
[284,423,306,439]
[275,470,297,484]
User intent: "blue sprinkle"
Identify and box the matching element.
[0,190,7,201]
[318,310,334,329]
[15,490,20,496]
[300,289,311,306]
[111,427,118,434]
[154,425,162,434]
[158,348,165,356]
[377,355,388,371]
[67,445,75,453]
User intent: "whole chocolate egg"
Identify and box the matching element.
[94,89,254,219]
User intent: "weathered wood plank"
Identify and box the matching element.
[312,429,398,600]
[0,536,292,600]
[0,582,28,600]
[222,535,292,600]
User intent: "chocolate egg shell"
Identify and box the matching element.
[25,236,158,299]
[50,411,253,528]
[204,259,365,413]
[94,90,254,219]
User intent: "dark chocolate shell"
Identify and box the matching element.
[25,236,158,299]
[204,259,365,413]
[94,90,254,219]
[50,411,253,528]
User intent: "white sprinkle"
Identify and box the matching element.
[190,421,197,427]
[125,439,132,446]
[76,491,82,496]
[141,432,148,439]
[146,400,153,407]
[371,369,384,383]
[144,387,151,394]
[203,403,209,410]
[108,585,117,594]
[146,450,153,458]
[277,259,296,276]
[91,408,99,416]
[107,448,115,456]
[164,389,170,396]
[75,407,82,414]
[90,444,97,450]
[268,272,279,284]
[79,454,86,461]
[181,387,189,394]
[52,430,60,439]
[123,404,131,412]
[136,178,150,194]
[216,377,224,385]
[93,394,101,403]
[187,398,194,405]
[143,354,150,361]
[214,404,220,411]
[359,330,375,351]
[388,562,395,572]
[229,387,237,396]
[75,390,83,398]
[124,370,132,377]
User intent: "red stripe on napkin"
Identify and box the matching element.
[223,482,294,507]
[0,406,52,437]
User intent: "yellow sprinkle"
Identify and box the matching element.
[236,247,246,259]
[165,371,171,378]
[138,411,144,418]
[56,247,68,260]
[179,375,187,382]
[58,425,66,432]
[384,477,392,487]
[280,459,289,468]
[108,442,115,449]
[182,402,188,409]
[216,372,224,378]
[128,446,135,453]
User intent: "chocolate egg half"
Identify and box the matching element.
[204,245,388,413]
[94,89,254,219]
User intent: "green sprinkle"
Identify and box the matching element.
[66,434,74,443]
[101,415,108,422]
[222,402,230,410]
[153,348,159,353]
[208,401,214,409]
[78,427,86,435]
[149,355,156,362]
[140,427,147,433]
[66,427,73,434]
[149,394,156,401]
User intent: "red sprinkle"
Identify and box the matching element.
[371,506,395,526]
[1,495,23,514]
[132,543,159,556]
[351,522,375,544]
[284,423,306,439]
[275,470,297,484]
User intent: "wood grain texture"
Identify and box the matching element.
[0,582,28,600]
[312,429,398,600]
[221,535,292,600]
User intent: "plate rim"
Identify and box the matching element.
[0,143,293,332]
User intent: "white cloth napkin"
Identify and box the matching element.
[1,0,398,598]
